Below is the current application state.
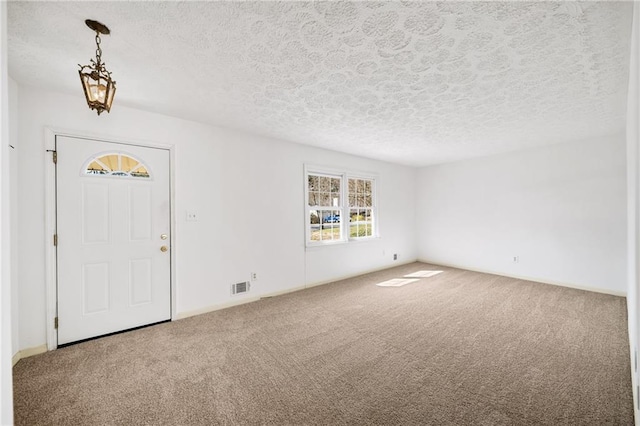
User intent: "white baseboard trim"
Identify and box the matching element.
[176,259,418,321]
[630,341,638,426]
[12,344,48,366]
[418,258,627,297]
[175,296,262,320]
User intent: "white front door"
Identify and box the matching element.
[56,136,171,345]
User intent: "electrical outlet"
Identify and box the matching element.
[251,272,257,281]
[393,253,398,261]
[186,211,198,222]
[512,256,519,263]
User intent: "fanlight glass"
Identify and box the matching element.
[85,153,150,178]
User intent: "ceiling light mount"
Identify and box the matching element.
[78,19,116,115]
[85,19,110,36]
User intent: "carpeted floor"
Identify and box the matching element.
[13,262,633,425]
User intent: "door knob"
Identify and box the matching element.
[160,234,168,240]
[160,246,168,252]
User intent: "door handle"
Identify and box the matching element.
[160,246,168,252]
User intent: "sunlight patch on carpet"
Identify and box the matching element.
[404,270,443,278]
[376,278,420,287]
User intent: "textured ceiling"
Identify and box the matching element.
[8,1,633,166]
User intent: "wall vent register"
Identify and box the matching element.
[232,281,250,295]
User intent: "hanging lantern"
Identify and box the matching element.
[78,20,116,115]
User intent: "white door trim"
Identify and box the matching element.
[44,127,177,350]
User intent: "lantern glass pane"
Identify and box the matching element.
[106,82,116,110]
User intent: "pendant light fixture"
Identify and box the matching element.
[78,19,116,115]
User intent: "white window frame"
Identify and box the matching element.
[346,174,377,241]
[304,165,378,247]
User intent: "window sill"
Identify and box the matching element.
[305,236,380,250]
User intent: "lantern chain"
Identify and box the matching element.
[95,33,102,65]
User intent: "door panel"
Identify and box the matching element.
[129,258,152,306]
[82,262,110,314]
[56,136,171,345]
[82,182,110,244]
[129,186,152,241]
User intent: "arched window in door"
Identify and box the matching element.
[83,153,150,178]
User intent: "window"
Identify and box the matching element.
[84,153,150,178]
[307,173,343,242]
[305,167,376,246]
[348,178,374,238]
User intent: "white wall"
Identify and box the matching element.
[416,134,627,295]
[0,1,13,423]
[9,78,18,361]
[627,2,640,423]
[14,85,417,351]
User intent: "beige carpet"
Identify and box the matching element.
[13,262,633,425]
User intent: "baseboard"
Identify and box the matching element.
[630,341,639,426]
[418,258,626,297]
[12,344,48,366]
[175,259,419,321]
[175,296,263,320]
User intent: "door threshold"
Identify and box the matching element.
[57,319,171,348]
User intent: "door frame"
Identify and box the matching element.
[44,127,177,350]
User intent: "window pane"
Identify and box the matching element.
[87,160,108,175]
[85,153,150,178]
[308,175,319,192]
[131,166,150,178]
[120,155,138,172]
[321,210,341,224]
[327,177,341,206]
[364,209,372,236]
[350,208,361,238]
[310,210,320,224]
[101,154,118,171]
[364,193,372,207]
[350,208,372,238]
[308,191,319,206]
[309,210,321,241]
[330,178,340,193]
[319,176,330,192]
[307,171,375,244]
[316,209,341,241]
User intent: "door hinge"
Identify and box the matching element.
[53,234,58,246]
[52,151,57,164]
[54,317,58,329]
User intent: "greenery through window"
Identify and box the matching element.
[306,168,376,246]
[308,174,343,242]
[348,178,373,238]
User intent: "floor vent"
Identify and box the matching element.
[231,281,250,295]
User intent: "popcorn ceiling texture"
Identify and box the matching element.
[8,1,633,166]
